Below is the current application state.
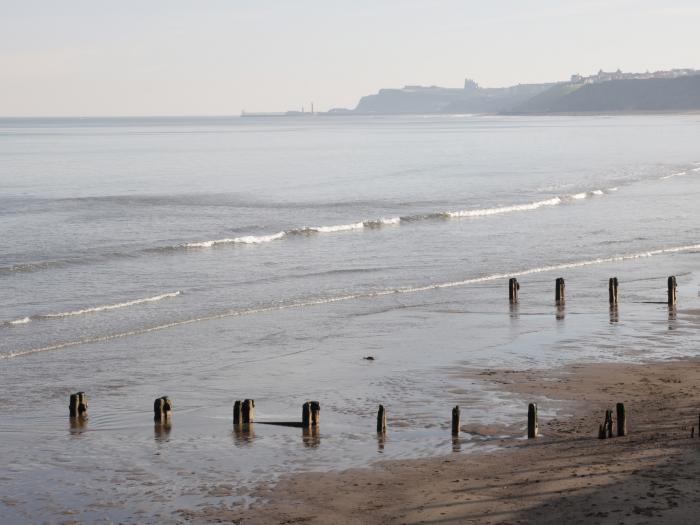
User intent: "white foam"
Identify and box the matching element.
[661,171,687,180]
[307,222,365,233]
[6,243,700,360]
[185,232,286,248]
[363,217,401,227]
[591,189,604,196]
[447,197,562,218]
[607,187,619,192]
[571,192,587,200]
[692,167,700,172]
[43,291,181,320]
[3,292,183,328]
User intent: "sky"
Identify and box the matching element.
[1,0,700,116]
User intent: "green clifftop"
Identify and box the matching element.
[507,75,700,114]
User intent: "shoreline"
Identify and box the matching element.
[202,358,700,524]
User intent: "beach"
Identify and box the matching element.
[227,358,700,524]
[2,115,700,523]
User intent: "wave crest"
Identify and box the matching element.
[184,232,286,248]
[4,291,182,327]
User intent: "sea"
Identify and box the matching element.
[1,114,699,522]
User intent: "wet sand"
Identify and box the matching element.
[202,358,700,524]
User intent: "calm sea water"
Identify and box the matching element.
[1,115,700,522]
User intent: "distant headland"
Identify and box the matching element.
[244,68,700,117]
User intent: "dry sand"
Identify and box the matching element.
[181,359,700,524]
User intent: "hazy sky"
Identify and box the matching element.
[2,0,699,116]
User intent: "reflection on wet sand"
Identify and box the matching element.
[69,416,88,435]
[233,424,256,445]
[451,436,461,452]
[609,305,619,324]
[556,304,565,321]
[302,426,320,448]
[509,303,519,319]
[154,421,171,442]
[668,306,677,329]
[377,432,385,453]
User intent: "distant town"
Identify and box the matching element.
[569,68,699,84]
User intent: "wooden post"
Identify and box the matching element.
[555,277,565,305]
[377,404,387,434]
[154,396,172,422]
[302,401,320,427]
[668,276,677,307]
[509,278,519,304]
[451,405,460,436]
[527,403,538,438]
[233,400,242,425]
[242,399,255,424]
[69,392,88,418]
[302,402,311,427]
[616,403,626,437]
[599,410,613,439]
[310,401,320,426]
[609,277,618,306]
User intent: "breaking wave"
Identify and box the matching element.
[183,189,613,249]
[182,218,403,248]
[4,291,181,327]
[4,243,699,360]
[184,233,286,248]
[445,197,562,217]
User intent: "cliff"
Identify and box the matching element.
[353,83,553,115]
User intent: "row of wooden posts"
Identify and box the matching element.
[508,275,679,306]
[69,394,639,440]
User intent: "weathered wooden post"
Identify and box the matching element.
[609,277,618,306]
[605,409,613,438]
[302,401,320,427]
[311,401,320,426]
[69,392,88,418]
[451,405,460,436]
[233,400,242,425]
[233,399,254,425]
[242,399,255,424]
[509,278,519,304]
[154,396,172,422]
[668,276,677,307]
[616,403,626,437]
[598,410,613,439]
[555,278,565,304]
[528,403,538,438]
[377,404,387,434]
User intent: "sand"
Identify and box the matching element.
[180,358,700,524]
